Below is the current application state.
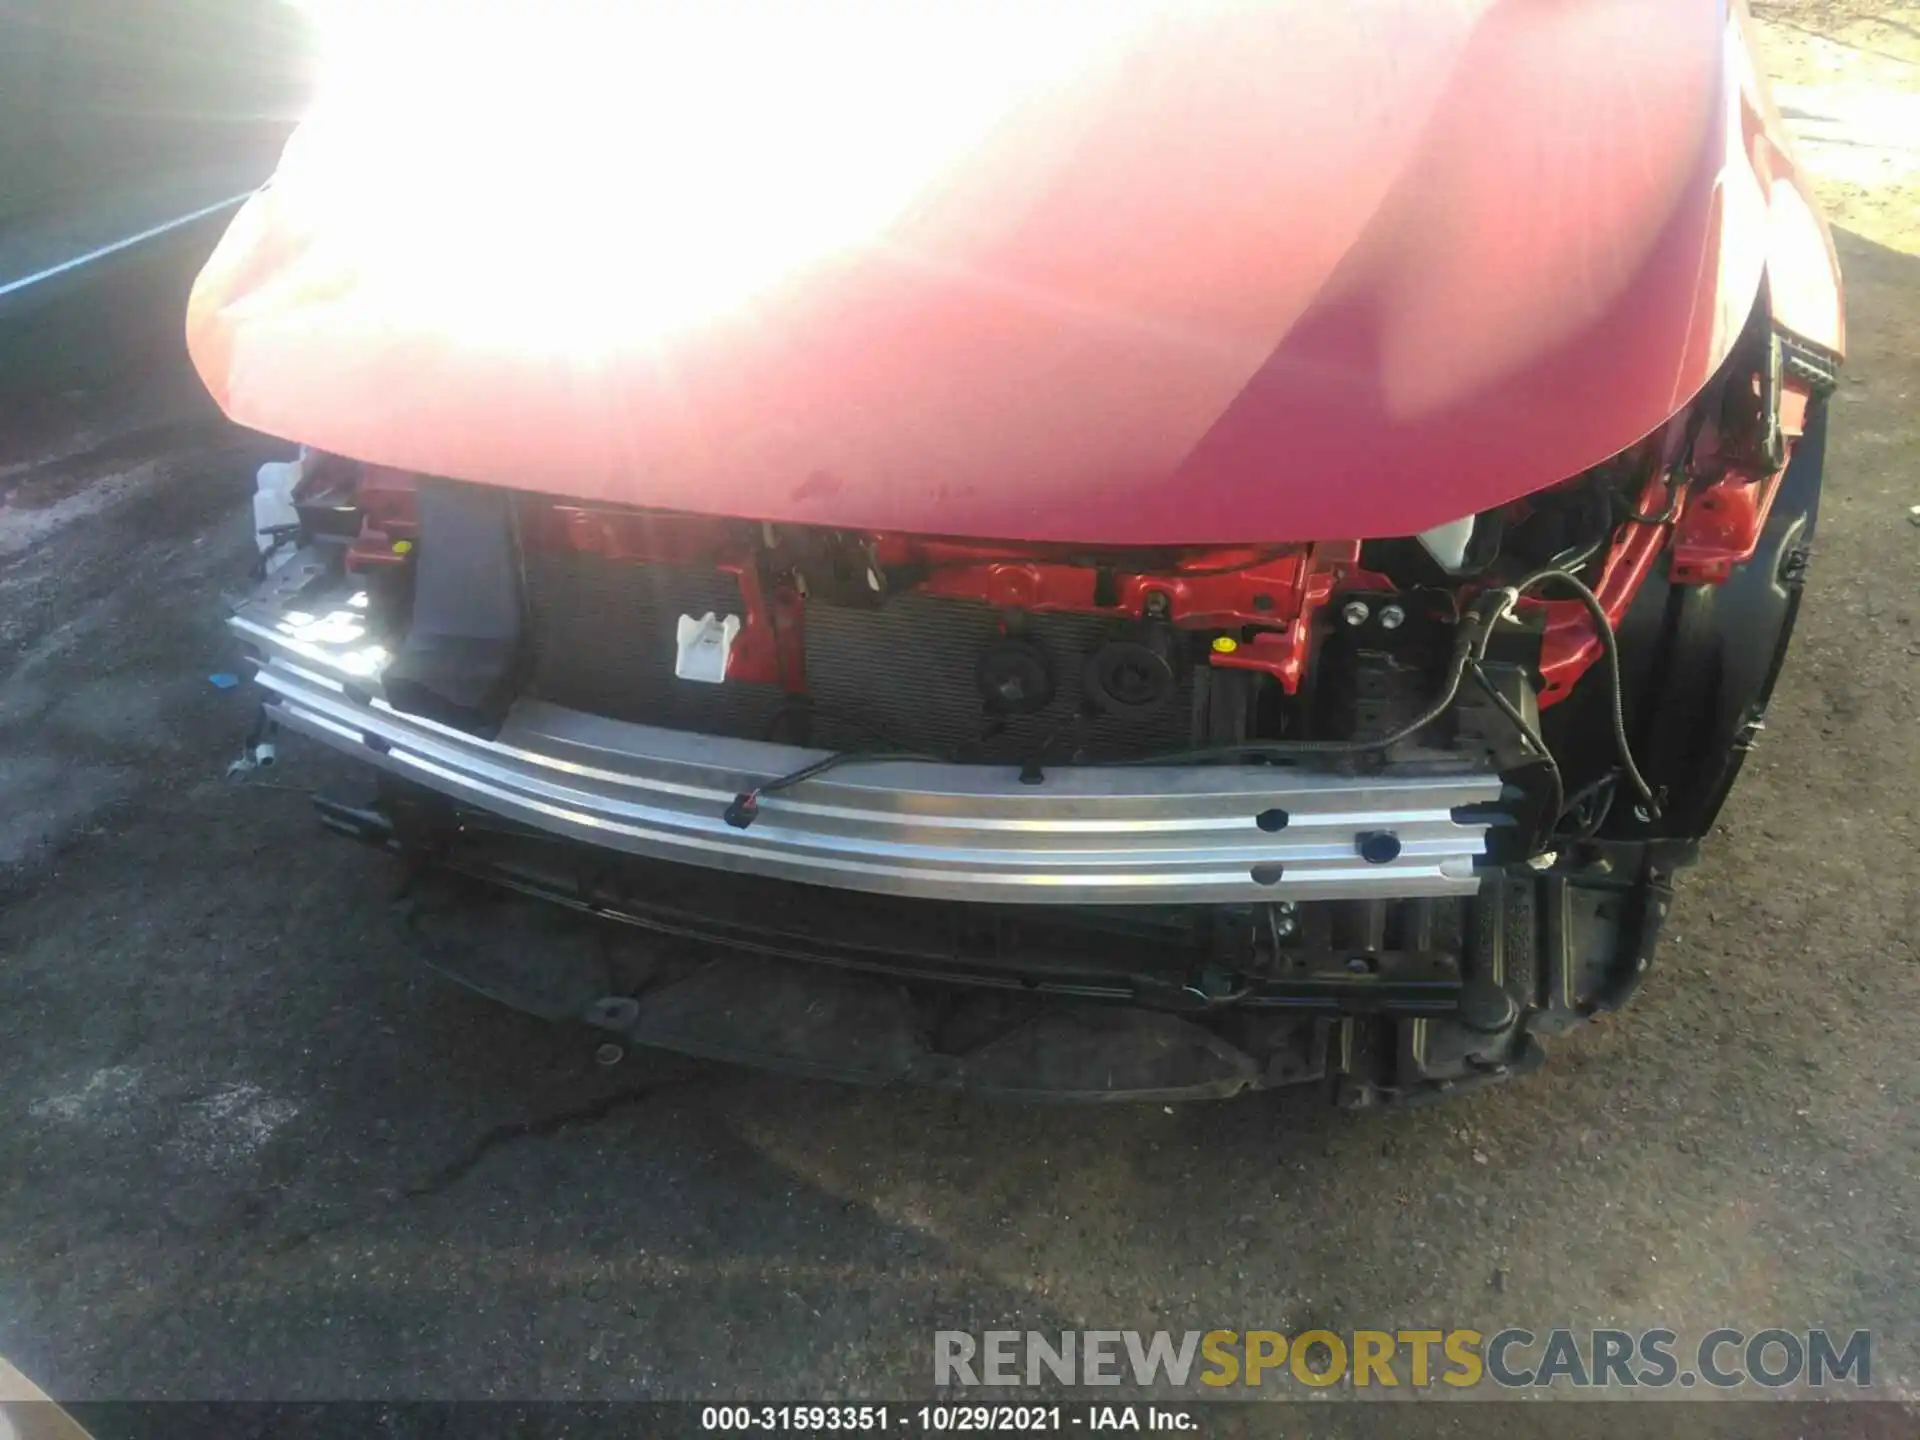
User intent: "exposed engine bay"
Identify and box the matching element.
[192,0,1847,1105]
[231,312,1836,1105]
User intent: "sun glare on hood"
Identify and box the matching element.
[278,0,1165,354]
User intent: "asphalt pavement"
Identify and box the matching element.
[0,13,1916,1431]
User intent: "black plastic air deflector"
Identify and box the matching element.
[381,479,525,738]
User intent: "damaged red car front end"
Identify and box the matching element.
[206,0,1842,1103]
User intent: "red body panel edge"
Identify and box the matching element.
[188,0,1842,547]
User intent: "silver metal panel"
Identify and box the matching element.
[231,581,1501,906]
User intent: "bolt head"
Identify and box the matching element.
[594,1043,624,1068]
[1378,604,1407,630]
[1341,600,1371,627]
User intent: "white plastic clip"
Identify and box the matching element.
[675,612,740,684]
[253,453,305,576]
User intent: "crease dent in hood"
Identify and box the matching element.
[189,0,1785,544]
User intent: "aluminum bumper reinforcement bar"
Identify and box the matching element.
[230,572,1501,906]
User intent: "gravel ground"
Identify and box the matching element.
[1,8,1917,1428]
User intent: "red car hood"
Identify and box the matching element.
[187,0,1834,545]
